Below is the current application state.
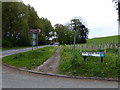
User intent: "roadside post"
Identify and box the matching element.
[71,19,79,63]
[82,52,104,62]
[72,23,77,63]
[71,19,86,63]
[30,29,41,50]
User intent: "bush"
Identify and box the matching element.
[2,39,13,48]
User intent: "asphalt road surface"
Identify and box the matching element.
[2,45,119,88]
[2,45,56,57]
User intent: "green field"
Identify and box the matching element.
[87,35,119,43]
[2,46,58,70]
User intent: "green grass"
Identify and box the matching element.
[2,45,44,51]
[2,46,31,51]
[58,46,119,78]
[87,35,119,43]
[2,46,58,70]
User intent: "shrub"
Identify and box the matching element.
[2,39,13,48]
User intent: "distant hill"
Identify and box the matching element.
[87,35,119,43]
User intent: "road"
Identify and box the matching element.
[2,45,119,88]
[2,45,56,57]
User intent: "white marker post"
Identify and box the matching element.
[82,52,104,62]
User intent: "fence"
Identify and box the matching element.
[66,42,119,52]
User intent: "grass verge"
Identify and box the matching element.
[87,35,119,43]
[2,46,31,51]
[58,45,119,78]
[2,46,58,70]
[2,46,44,51]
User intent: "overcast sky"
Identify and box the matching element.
[22,0,118,39]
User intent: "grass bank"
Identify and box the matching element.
[87,35,119,43]
[2,46,58,69]
[2,45,43,51]
[58,45,119,78]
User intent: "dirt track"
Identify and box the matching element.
[34,46,61,74]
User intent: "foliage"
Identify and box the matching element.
[39,18,54,41]
[2,46,58,69]
[112,0,119,10]
[71,19,89,43]
[54,24,74,44]
[2,2,29,47]
[54,18,89,45]
[2,2,54,48]
[112,0,120,21]
[38,34,47,45]
[2,39,13,48]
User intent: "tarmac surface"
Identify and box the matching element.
[2,45,119,88]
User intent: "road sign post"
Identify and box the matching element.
[30,29,41,50]
[71,19,86,64]
[72,29,76,63]
[71,19,77,64]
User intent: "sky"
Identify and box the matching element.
[22,0,118,39]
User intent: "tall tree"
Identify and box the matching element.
[27,4,40,29]
[2,2,30,47]
[39,17,53,42]
[54,24,65,44]
[71,19,89,43]
[2,2,54,47]
[54,24,74,44]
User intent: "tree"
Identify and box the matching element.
[63,27,74,44]
[39,17,54,42]
[71,19,89,44]
[113,0,120,21]
[54,24,65,44]
[54,24,74,44]
[2,2,54,47]
[2,2,30,47]
[27,4,40,29]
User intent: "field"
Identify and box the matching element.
[58,35,119,78]
[87,35,119,43]
[2,46,58,69]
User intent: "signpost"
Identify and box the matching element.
[82,52,104,62]
[30,29,41,50]
[30,29,41,33]
[71,19,86,64]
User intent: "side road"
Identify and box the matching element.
[2,45,56,57]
